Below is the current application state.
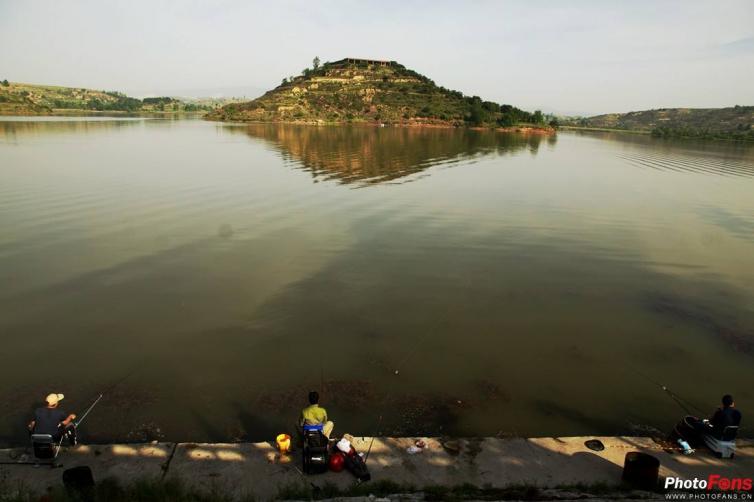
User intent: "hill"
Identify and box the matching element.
[0,80,237,115]
[208,58,550,128]
[563,106,754,141]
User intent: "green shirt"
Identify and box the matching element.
[300,404,328,426]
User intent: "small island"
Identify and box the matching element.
[207,57,556,132]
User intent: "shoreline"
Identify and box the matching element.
[0,109,207,118]
[1,111,556,135]
[2,436,751,500]
[206,115,557,134]
[558,125,651,135]
[559,125,754,143]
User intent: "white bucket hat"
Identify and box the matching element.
[45,393,64,406]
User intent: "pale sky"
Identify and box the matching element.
[1,0,753,115]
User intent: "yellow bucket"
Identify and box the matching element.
[276,433,291,453]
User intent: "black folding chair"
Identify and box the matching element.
[30,433,61,465]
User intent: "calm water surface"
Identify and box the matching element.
[1,117,753,444]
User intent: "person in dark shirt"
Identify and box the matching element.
[707,394,742,439]
[27,393,77,445]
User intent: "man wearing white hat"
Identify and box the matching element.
[27,393,77,445]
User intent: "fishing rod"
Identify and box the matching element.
[51,394,103,454]
[0,364,145,467]
[292,464,321,493]
[635,369,750,435]
[363,413,382,464]
[65,368,136,434]
[54,366,140,449]
[74,393,103,428]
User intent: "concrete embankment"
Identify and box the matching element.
[1,436,751,500]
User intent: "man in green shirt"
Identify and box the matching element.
[300,391,334,438]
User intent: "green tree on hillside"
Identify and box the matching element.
[312,56,320,70]
[1,79,9,87]
[482,101,500,113]
[497,114,515,127]
[468,99,487,126]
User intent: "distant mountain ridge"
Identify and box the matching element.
[564,106,754,141]
[0,81,242,115]
[208,58,550,128]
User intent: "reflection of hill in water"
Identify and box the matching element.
[235,124,551,184]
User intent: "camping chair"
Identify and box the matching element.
[30,433,61,465]
[301,424,329,474]
[702,426,739,459]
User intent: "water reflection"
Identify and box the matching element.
[1,119,753,444]
[618,150,754,177]
[567,129,754,178]
[0,117,142,143]
[228,123,551,185]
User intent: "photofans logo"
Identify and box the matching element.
[665,475,753,500]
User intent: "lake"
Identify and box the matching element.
[1,117,752,444]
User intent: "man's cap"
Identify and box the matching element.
[45,393,64,406]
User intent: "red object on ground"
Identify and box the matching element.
[329,452,345,472]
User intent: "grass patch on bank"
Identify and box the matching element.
[0,476,255,502]
[276,479,638,501]
[0,475,646,501]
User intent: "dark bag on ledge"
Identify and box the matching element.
[302,427,329,475]
[342,447,371,482]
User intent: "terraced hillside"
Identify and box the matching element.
[0,81,215,115]
[566,106,754,141]
[209,58,544,127]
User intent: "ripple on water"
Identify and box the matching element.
[618,151,754,178]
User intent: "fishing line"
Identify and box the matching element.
[364,322,450,462]
[630,369,707,416]
[391,331,434,376]
[363,305,460,463]
[390,300,457,376]
[632,368,749,435]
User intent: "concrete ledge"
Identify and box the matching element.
[0,443,172,492]
[0,437,751,500]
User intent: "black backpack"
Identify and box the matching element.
[302,429,329,474]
